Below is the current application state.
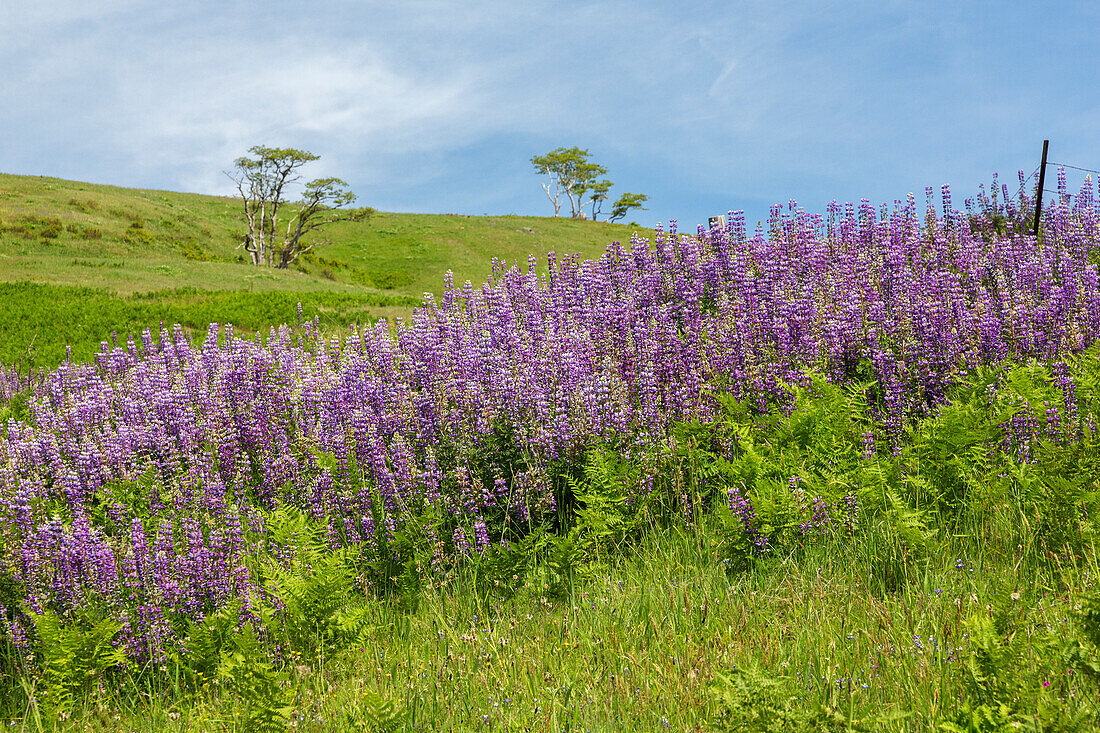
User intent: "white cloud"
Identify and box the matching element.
[114,41,488,194]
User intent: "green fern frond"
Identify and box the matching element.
[345,687,407,731]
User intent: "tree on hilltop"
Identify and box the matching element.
[566,160,609,220]
[531,147,614,219]
[531,147,645,222]
[585,178,613,222]
[226,146,372,268]
[531,146,590,217]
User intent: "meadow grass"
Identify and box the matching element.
[0,174,650,296]
[0,283,420,369]
[9,521,1095,732]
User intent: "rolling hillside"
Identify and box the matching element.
[0,173,654,367]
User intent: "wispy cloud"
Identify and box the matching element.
[117,42,486,194]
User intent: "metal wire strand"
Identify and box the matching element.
[1048,161,1100,177]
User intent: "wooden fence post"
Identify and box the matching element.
[1032,139,1049,237]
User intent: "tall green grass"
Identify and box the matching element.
[0,283,420,369]
[5,519,1094,731]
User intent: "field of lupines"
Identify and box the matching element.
[3,169,1100,727]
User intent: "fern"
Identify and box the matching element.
[568,450,629,564]
[467,528,543,607]
[1063,592,1100,682]
[178,600,243,693]
[216,620,294,732]
[175,600,297,730]
[710,664,901,732]
[945,604,1053,732]
[261,507,360,656]
[343,687,408,731]
[27,608,126,716]
[529,449,640,598]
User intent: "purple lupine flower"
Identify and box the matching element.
[861,430,875,460]
[453,526,470,556]
[799,496,831,535]
[842,493,859,534]
[473,519,491,552]
[727,487,768,553]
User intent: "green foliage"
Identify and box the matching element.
[529,147,646,223]
[178,240,228,262]
[1,214,64,241]
[586,178,613,221]
[941,701,1019,733]
[0,389,32,432]
[175,600,294,731]
[538,449,644,597]
[607,192,648,223]
[1076,592,1100,657]
[467,529,543,607]
[957,605,1029,706]
[178,601,243,691]
[1062,592,1100,686]
[677,352,1100,589]
[530,146,598,218]
[363,267,415,290]
[213,620,295,732]
[710,665,901,731]
[341,688,409,731]
[84,473,157,532]
[26,609,127,717]
[710,666,794,731]
[296,254,420,292]
[865,491,935,593]
[257,507,364,656]
[682,375,936,584]
[936,355,1100,559]
[566,450,633,563]
[940,594,1098,733]
[906,367,1008,513]
[363,503,441,614]
[122,222,154,245]
[67,197,98,213]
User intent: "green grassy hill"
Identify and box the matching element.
[0,173,653,368]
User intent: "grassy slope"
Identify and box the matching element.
[0,172,653,367]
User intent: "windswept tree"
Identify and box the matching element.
[607,192,648,223]
[586,179,613,221]
[531,147,602,218]
[226,146,372,268]
[566,160,609,220]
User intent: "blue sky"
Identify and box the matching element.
[1,1,1097,231]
